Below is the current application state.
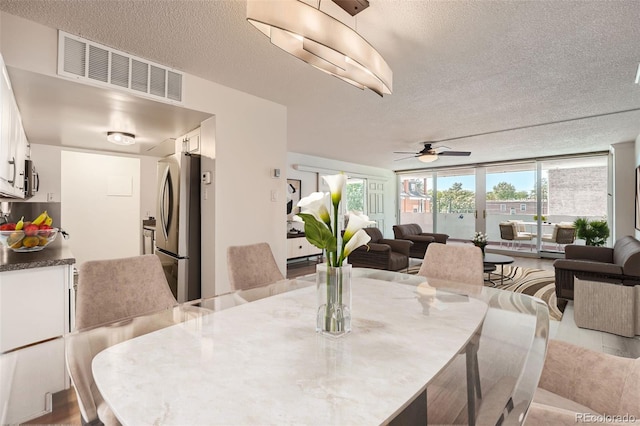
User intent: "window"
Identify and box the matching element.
[500,204,506,212]
[520,204,527,211]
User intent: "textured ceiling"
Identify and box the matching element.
[0,0,639,170]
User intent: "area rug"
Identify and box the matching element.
[407,264,565,321]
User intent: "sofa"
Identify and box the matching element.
[526,339,640,425]
[348,227,412,271]
[392,224,449,259]
[553,235,640,302]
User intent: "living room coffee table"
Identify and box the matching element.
[483,253,514,286]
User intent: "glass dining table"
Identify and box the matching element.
[66,268,549,426]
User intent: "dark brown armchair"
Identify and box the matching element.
[392,223,449,259]
[348,227,412,271]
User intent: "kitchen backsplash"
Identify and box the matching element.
[0,201,62,227]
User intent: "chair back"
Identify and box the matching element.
[508,219,526,233]
[392,223,423,239]
[75,254,177,330]
[499,222,516,240]
[417,243,484,290]
[555,226,576,244]
[363,227,383,243]
[227,242,285,290]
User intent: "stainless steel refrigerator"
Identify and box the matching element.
[155,153,201,302]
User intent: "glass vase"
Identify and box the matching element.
[316,263,352,337]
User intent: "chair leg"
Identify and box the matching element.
[465,341,481,426]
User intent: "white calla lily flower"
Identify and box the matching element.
[297,192,331,225]
[343,229,371,258]
[322,174,348,207]
[343,211,375,242]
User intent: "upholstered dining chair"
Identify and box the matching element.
[417,242,484,291]
[417,243,485,425]
[227,242,285,291]
[69,254,179,425]
[75,254,177,330]
[526,339,640,424]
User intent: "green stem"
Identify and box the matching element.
[332,203,339,267]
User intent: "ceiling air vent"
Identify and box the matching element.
[57,31,183,104]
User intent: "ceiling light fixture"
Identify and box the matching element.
[107,131,136,146]
[246,0,392,96]
[418,154,439,163]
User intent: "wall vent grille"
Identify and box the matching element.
[58,31,183,103]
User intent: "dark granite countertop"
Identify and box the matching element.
[0,238,75,272]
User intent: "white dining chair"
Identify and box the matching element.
[69,254,178,425]
[227,242,285,291]
[417,243,485,425]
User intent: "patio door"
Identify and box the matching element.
[483,163,538,253]
[435,169,475,240]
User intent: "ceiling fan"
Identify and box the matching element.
[394,143,472,163]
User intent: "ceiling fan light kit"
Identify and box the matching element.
[418,154,439,163]
[246,0,392,96]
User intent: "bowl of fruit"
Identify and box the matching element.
[0,211,58,252]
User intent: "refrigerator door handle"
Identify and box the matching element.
[160,166,173,242]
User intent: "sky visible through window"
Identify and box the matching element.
[437,170,538,191]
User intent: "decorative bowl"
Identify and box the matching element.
[0,228,58,252]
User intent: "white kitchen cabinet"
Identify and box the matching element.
[0,264,73,424]
[178,127,200,153]
[287,236,322,261]
[0,53,28,198]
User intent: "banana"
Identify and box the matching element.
[32,210,48,226]
[15,216,24,230]
[44,214,53,226]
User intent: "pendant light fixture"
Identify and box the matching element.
[247,0,392,96]
[107,131,136,146]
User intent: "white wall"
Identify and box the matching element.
[287,152,397,238]
[1,12,288,296]
[200,117,216,297]
[611,141,636,241]
[61,151,140,266]
[30,143,161,259]
[180,76,286,296]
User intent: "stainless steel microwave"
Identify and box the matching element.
[24,159,38,198]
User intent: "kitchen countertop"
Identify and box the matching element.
[142,218,156,231]
[0,238,75,272]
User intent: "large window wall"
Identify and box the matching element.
[398,154,609,255]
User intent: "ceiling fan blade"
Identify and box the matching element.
[438,151,471,156]
[393,151,419,154]
[394,155,418,161]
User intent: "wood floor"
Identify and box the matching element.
[24,253,639,425]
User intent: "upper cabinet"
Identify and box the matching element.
[0,54,28,198]
[178,127,200,154]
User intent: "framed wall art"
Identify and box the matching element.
[636,166,640,231]
[287,179,301,220]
